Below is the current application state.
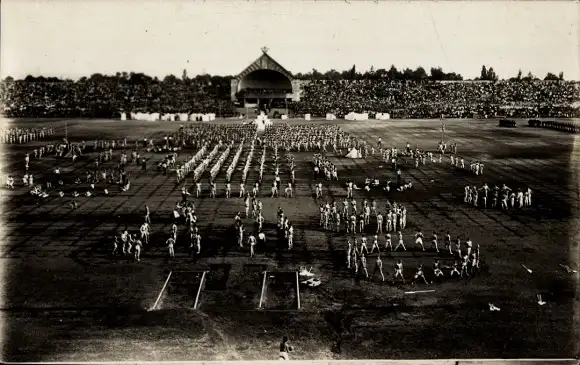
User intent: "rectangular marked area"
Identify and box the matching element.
[198,264,265,310]
[195,263,234,310]
[261,271,299,310]
[153,271,205,310]
[230,264,267,310]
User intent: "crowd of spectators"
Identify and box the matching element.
[1,77,579,119]
[293,80,580,118]
[0,78,236,118]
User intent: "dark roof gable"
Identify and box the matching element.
[235,51,294,81]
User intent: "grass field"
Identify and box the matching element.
[0,117,578,361]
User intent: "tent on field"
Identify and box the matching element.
[345,148,362,159]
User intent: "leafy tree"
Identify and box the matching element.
[446,72,463,81]
[430,67,445,81]
[163,74,180,84]
[387,65,400,80]
[413,66,428,80]
[487,67,498,81]
[310,68,324,80]
[558,72,564,80]
[349,64,356,80]
[402,68,414,80]
[544,72,559,81]
[480,65,488,80]
[429,67,463,81]
[89,73,105,83]
[129,73,153,85]
[324,69,341,81]
[523,71,537,81]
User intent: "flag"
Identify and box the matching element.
[442,123,446,133]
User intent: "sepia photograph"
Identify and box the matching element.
[0,0,579,363]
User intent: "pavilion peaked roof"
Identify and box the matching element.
[235,50,294,81]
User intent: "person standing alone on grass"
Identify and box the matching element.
[376,255,385,282]
[194,231,201,256]
[258,230,266,251]
[394,260,405,284]
[112,236,119,256]
[396,168,402,186]
[145,205,151,224]
[347,240,352,269]
[412,264,429,285]
[395,231,406,251]
[134,239,142,262]
[248,234,256,257]
[167,236,175,259]
[432,231,439,252]
[279,336,293,360]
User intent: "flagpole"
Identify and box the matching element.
[440,115,444,143]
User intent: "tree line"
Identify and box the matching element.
[3,64,568,85]
[475,65,564,82]
[294,64,463,81]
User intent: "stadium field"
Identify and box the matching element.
[0,117,578,361]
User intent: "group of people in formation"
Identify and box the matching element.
[318,199,408,234]
[112,201,204,262]
[178,148,295,200]
[312,153,339,181]
[234,204,295,257]
[112,205,151,262]
[0,126,55,144]
[117,124,306,261]
[302,133,492,286]
[6,120,495,282]
[463,183,533,210]
[6,136,144,203]
[260,123,357,154]
[449,155,485,176]
[437,140,458,155]
[346,229,482,284]
[529,120,580,133]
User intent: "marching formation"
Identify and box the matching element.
[0,126,55,144]
[346,229,482,284]
[463,183,533,209]
[4,119,561,315]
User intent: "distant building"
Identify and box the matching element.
[231,48,307,111]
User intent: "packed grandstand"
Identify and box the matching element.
[1,73,579,119]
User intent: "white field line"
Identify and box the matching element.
[296,271,301,309]
[150,270,172,311]
[404,290,435,295]
[193,271,207,310]
[258,270,267,309]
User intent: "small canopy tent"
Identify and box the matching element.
[345,148,362,159]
